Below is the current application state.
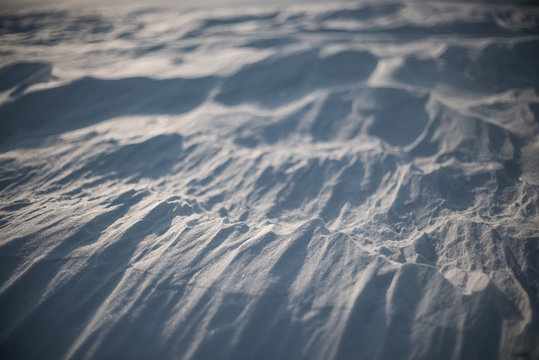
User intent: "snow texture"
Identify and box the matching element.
[0,0,538,359]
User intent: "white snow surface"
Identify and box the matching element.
[0,1,538,359]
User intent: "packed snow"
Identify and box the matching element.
[0,0,538,359]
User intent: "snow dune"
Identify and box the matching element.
[0,1,538,359]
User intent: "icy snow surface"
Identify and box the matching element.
[0,0,538,359]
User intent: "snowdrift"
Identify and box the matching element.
[0,1,538,359]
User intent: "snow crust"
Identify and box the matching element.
[0,1,538,359]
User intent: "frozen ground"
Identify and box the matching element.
[0,0,538,359]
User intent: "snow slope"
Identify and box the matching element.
[0,1,538,359]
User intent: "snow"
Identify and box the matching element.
[0,0,538,359]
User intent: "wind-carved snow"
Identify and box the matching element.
[0,1,538,359]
